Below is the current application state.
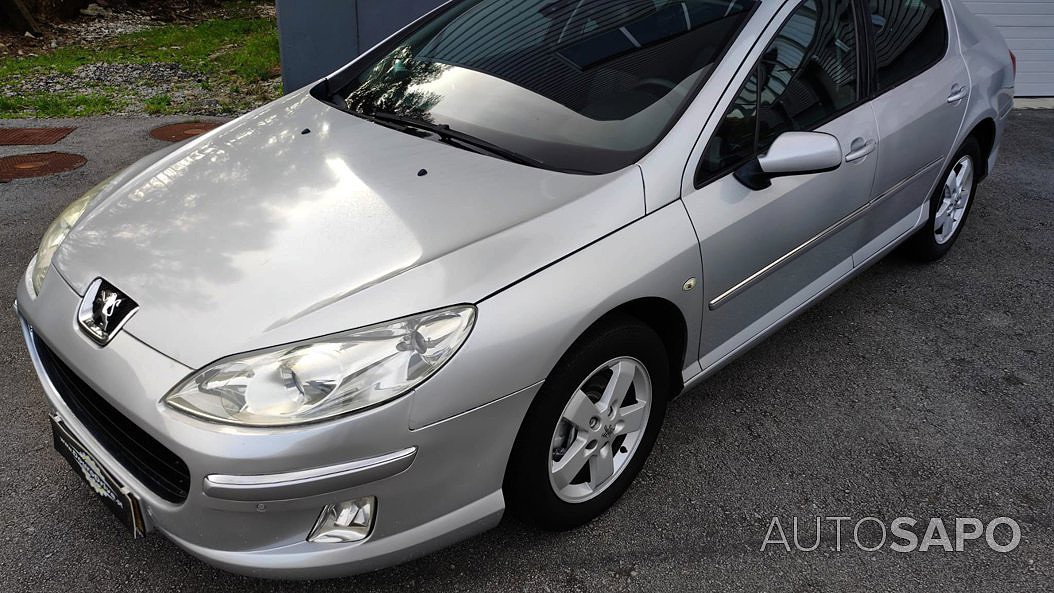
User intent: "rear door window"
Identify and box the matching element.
[868,0,948,92]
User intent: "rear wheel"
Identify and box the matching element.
[901,138,981,262]
[504,316,668,531]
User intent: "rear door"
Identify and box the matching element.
[682,0,880,371]
[852,0,969,263]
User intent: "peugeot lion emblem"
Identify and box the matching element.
[77,278,139,346]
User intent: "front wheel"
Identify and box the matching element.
[504,316,669,531]
[901,138,981,262]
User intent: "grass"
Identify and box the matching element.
[0,2,280,118]
[143,94,172,115]
[0,93,119,117]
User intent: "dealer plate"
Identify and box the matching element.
[51,417,145,538]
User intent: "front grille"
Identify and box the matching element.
[33,333,190,503]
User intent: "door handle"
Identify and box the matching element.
[845,138,877,163]
[947,84,969,103]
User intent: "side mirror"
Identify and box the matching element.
[735,132,843,190]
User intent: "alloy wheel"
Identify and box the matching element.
[548,357,652,503]
[935,155,974,245]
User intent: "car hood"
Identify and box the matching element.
[53,91,644,368]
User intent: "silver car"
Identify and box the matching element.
[16,0,1013,579]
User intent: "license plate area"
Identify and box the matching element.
[51,417,145,538]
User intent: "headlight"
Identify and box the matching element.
[163,306,476,426]
[31,176,115,295]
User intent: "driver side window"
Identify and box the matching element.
[696,0,860,187]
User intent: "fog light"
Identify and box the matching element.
[308,496,376,543]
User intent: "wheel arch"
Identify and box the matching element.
[966,117,997,181]
[583,297,689,397]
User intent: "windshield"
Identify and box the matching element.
[322,0,758,174]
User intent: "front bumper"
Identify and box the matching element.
[15,268,538,579]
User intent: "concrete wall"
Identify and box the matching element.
[276,0,446,92]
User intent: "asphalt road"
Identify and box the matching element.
[1,111,1051,592]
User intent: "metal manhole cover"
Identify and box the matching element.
[0,152,87,182]
[150,122,221,142]
[0,127,76,146]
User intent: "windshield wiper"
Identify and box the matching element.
[366,110,552,170]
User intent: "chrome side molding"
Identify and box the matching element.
[709,157,944,310]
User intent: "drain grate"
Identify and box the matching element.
[0,152,87,183]
[0,127,76,146]
[150,122,221,142]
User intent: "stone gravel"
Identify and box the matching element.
[4,63,204,97]
[54,10,159,43]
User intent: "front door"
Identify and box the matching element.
[681,0,879,371]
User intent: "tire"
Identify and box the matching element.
[504,314,669,531]
[901,138,982,262]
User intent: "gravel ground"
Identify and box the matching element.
[3,62,206,98]
[1,2,280,117]
[9,63,204,95]
[0,62,227,116]
[54,9,159,43]
[1,2,275,57]
[0,111,1051,592]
